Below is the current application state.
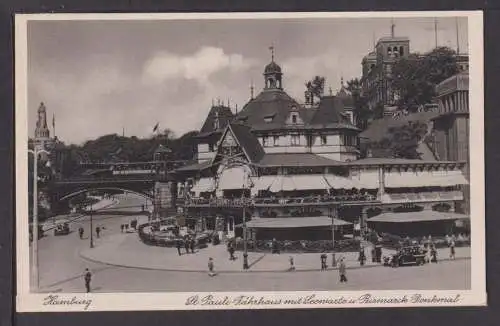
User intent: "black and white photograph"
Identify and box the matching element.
[15,12,485,311]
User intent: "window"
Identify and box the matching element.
[208,143,214,152]
[273,136,279,146]
[292,114,297,124]
[321,135,327,145]
[291,135,300,146]
[262,136,268,147]
[399,46,404,56]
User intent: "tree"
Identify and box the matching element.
[345,77,371,129]
[305,75,325,103]
[373,120,429,159]
[391,46,460,112]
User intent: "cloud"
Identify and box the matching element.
[142,46,257,85]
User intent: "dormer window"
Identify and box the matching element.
[292,114,297,124]
[264,113,276,123]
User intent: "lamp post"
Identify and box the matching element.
[330,205,337,267]
[242,193,249,270]
[28,148,50,292]
[89,201,94,248]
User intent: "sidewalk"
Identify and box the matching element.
[80,233,471,273]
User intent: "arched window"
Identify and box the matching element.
[387,47,392,56]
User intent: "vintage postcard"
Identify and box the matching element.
[15,11,485,312]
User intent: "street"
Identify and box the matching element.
[34,194,470,293]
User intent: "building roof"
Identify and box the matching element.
[199,105,235,136]
[245,216,352,229]
[257,153,344,167]
[175,160,212,172]
[436,72,469,96]
[377,36,410,43]
[360,111,439,143]
[368,211,468,223]
[346,157,461,166]
[309,96,356,128]
[236,88,305,128]
[228,123,266,163]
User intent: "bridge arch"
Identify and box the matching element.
[58,187,154,202]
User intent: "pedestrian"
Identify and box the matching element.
[176,239,182,256]
[190,237,196,253]
[358,246,366,266]
[288,256,295,271]
[184,236,190,254]
[449,239,456,260]
[430,244,438,263]
[78,227,84,239]
[320,253,327,271]
[339,258,348,283]
[95,226,101,239]
[84,268,92,293]
[208,257,215,277]
[120,224,124,233]
[228,242,236,260]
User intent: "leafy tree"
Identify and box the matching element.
[305,75,325,103]
[372,120,429,159]
[345,77,371,129]
[391,46,460,112]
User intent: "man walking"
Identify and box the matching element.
[176,239,182,256]
[449,239,456,260]
[95,226,101,239]
[339,258,348,283]
[78,227,84,239]
[320,253,327,271]
[84,268,92,293]
[208,257,215,277]
[184,236,191,254]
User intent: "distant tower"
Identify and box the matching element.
[34,102,52,153]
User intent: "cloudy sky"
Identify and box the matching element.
[27,15,468,145]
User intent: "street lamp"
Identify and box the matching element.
[330,205,337,268]
[89,201,94,248]
[28,148,50,292]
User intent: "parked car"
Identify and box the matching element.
[54,222,70,236]
[384,245,427,267]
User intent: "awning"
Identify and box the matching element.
[367,211,469,223]
[351,171,380,189]
[191,178,215,194]
[245,216,353,229]
[269,175,330,192]
[253,176,278,191]
[385,170,469,188]
[324,174,361,189]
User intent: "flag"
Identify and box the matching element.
[153,122,159,133]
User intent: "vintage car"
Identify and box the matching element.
[54,222,70,236]
[384,245,427,267]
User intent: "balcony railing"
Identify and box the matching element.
[382,191,464,203]
[184,194,380,208]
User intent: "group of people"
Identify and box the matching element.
[175,236,196,256]
[78,226,102,239]
[316,254,348,282]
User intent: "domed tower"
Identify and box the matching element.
[263,46,283,90]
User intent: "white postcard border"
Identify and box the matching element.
[15,11,486,312]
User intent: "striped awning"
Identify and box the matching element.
[385,170,469,188]
[269,175,330,192]
[323,174,361,189]
[368,211,469,223]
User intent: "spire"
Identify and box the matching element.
[456,17,460,54]
[250,79,254,99]
[341,76,344,87]
[235,103,238,115]
[269,44,275,62]
[391,18,395,38]
[372,31,376,49]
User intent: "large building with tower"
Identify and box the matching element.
[174,51,469,242]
